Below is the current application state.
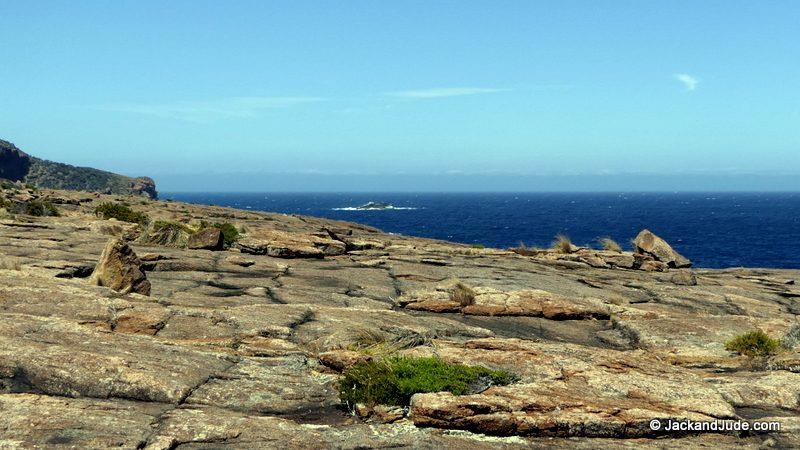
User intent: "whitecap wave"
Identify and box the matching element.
[332,206,418,211]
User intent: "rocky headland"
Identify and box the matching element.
[1,185,799,449]
[0,140,157,199]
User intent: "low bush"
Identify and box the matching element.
[599,237,622,252]
[95,202,149,225]
[725,330,781,357]
[338,356,516,407]
[12,200,60,217]
[470,243,485,249]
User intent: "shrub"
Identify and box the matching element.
[12,200,60,217]
[552,234,573,254]
[725,330,781,357]
[338,356,516,407]
[200,221,239,247]
[470,243,485,249]
[599,237,622,252]
[451,282,476,307]
[95,202,149,225]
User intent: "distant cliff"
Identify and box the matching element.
[0,139,157,198]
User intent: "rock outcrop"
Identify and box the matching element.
[0,187,798,448]
[0,139,158,198]
[633,229,692,268]
[187,228,224,250]
[90,238,151,295]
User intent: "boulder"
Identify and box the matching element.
[90,238,151,295]
[187,228,224,250]
[633,229,692,268]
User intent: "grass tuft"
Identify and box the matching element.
[95,202,149,225]
[552,234,573,254]
[338,356,516,407]
[599,237,622,252]
[451,282,476,307]
[725,330,781,357]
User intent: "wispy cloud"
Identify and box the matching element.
[85,96,324,122]
[386,87,510,99]
[673,73,699,91]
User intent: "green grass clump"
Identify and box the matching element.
[12,200,60,217]
[95,202,149,225]
[725,330,781,357]
[200,221,240,247]
[338,356,516,407]
[470,243,485,249]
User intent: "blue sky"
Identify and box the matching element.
[1,1,798,191]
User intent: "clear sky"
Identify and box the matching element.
[1,1,798,191]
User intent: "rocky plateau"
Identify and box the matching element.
[0,185,799,449]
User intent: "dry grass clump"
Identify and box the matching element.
[349,328,430,356]
[599,237,622,252]
[0,257,22,270]
[552,234,573,254]
[510,242,541,256]
[451,282,476,307]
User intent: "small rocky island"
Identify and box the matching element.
[1,183,799,448]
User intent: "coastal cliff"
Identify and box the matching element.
[0,139,157,198]
[0,186,798,448]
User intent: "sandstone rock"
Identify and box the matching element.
[633,229,692,268]
[226,255,256,267]
[187,227,224,250]
[89,238,151,295]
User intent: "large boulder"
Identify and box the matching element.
[633,229,692,268]
[187,228,224,250]
[90,238,151,295]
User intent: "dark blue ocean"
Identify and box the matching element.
[164,192,800,269]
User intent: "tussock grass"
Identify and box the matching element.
[552,234,573,254]
[725,330,781,357]
[510,242,541,256]
[141,220,194,247]
[338,356,516,407]
[599,237,622,252]
[0,257,22,270]
[451,282,476,307]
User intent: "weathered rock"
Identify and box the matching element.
[187,227,224,250]
[89,238,151,295]
[2,187,799,447]
[671,270,698,286]
[634,229,692,268]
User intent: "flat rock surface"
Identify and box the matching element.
[0,188,798,448]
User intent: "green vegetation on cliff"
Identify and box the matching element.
[0,139,157,198]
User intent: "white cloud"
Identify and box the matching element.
[87,96,324,122]
[674,73,699,91]
[386,87,509,99]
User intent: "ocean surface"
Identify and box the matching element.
[164,192,800,269]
